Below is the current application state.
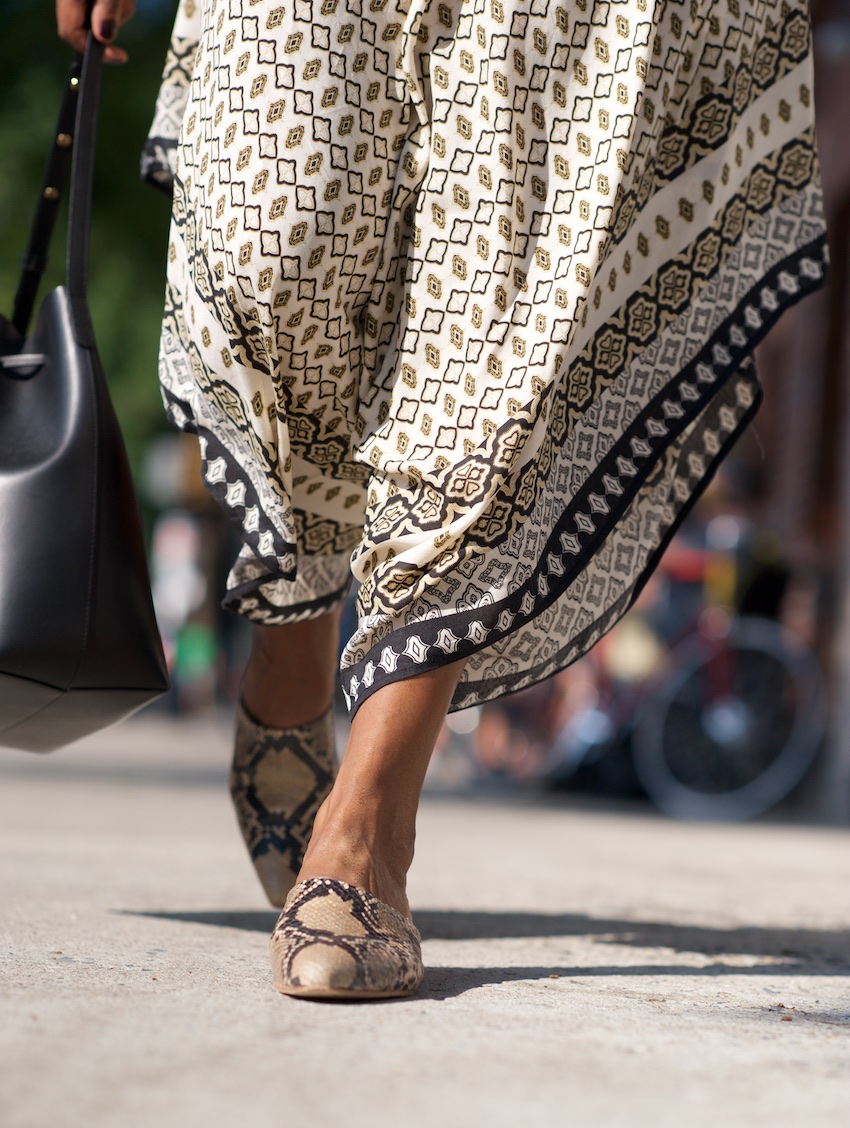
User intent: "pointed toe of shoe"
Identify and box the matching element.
[280,940,362,995]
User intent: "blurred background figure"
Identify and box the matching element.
[149,510,212,710]
[142,432,250,712]
[470,471,827,822]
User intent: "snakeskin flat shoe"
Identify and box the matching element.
[270,877,425,999]
[229,707,337,907]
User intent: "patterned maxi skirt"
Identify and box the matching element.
[144,0,827,715]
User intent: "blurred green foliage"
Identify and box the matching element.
[0,1,175,473]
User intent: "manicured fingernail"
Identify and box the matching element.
[99,20,116,41]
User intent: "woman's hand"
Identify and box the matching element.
[56,1,137,64]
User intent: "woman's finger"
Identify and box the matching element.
[56,0,136,63]
[90,0,134,43]
[56,0,89,50]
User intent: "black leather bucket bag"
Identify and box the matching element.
[0,34,169,752]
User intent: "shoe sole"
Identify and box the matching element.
[274,981,418,1000]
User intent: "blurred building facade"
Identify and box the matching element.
[752,3,850,817]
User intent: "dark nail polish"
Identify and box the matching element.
[100,20,116,41]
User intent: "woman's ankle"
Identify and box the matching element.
[239,690,332,731]
[240,613,341,728]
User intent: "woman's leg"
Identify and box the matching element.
[240,608,342,727]
[266,652,467,997]
[296,658,468,919]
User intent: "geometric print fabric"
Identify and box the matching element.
[145,0,827,714]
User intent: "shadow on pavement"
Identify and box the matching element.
[124,909,850,981]
[417,964,850,1002]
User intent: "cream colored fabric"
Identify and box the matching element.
[147,0,826,713]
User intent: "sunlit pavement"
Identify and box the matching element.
[1,712,848,1128]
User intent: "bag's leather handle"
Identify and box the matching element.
[10,60,81,336]
[10,27,103,346]
[66,32,105,348]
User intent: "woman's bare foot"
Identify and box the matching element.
[297,800,412,918]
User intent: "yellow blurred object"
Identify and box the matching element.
[704,556,737,609]
[605,614,664,682]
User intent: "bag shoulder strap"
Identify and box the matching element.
[10,60,80,337]
[66,35,105,348]
[10,33,104,344]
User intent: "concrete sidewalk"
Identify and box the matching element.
[1,714,848,1128]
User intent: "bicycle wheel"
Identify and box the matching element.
[633,617,826,821]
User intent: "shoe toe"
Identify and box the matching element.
[284,941,360,993]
